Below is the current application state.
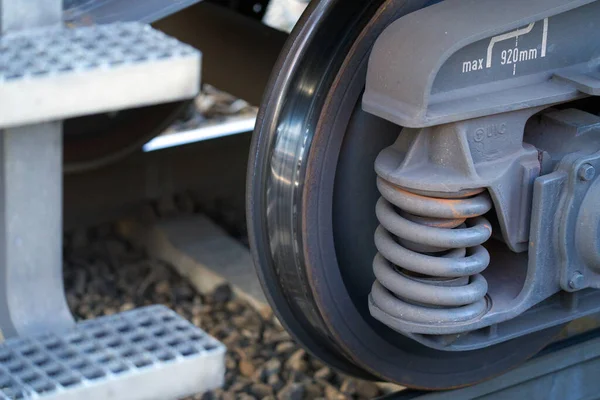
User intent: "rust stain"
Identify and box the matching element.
[390,185,484,219]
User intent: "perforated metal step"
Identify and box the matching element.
[0,306,225,400]
[0,22,201,129]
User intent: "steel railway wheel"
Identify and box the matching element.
[247,0,564,389]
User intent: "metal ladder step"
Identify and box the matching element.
[0,306,225,400]
[0,22,201,129]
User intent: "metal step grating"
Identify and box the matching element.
[0,22,201,128]
[0,306,225,400]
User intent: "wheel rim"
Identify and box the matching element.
[248,0,563,389]
[248,0,383,379]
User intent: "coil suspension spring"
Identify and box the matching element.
[370,177,493,325]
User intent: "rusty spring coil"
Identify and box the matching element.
[370,177,493,325]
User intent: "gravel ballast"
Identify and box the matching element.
[63,223,388,399]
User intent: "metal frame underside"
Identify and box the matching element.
[63,0,203,25]
[384,326,600,400]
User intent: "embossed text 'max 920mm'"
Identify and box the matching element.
[363,0,600,351]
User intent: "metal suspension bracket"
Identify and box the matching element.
[363,0,600,351]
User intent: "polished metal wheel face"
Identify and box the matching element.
[247,0,563,389]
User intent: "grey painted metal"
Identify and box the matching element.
[370,109,543,339]
[0,124,74,338]
[63,0,202,26]
[0,0,202,346]
[0,0,61,34]
[0,6,218,398]
[0,22,201,129]
[385,331,600,400]
[0,306,225,400]
[372,180,493,325]
[369,108,600,351]
[363,0,600,128]
[0,0,73,339]
[526,111,600,294]
[365,0,600,351]
[375,108,543,253]
[556,154,600,292]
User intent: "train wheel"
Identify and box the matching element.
[247,0,563,389]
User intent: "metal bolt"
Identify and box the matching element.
[569,272,585,290]
[578,164,596,181]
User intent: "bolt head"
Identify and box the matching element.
[578,164,596,181]
[569,272,585,290]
